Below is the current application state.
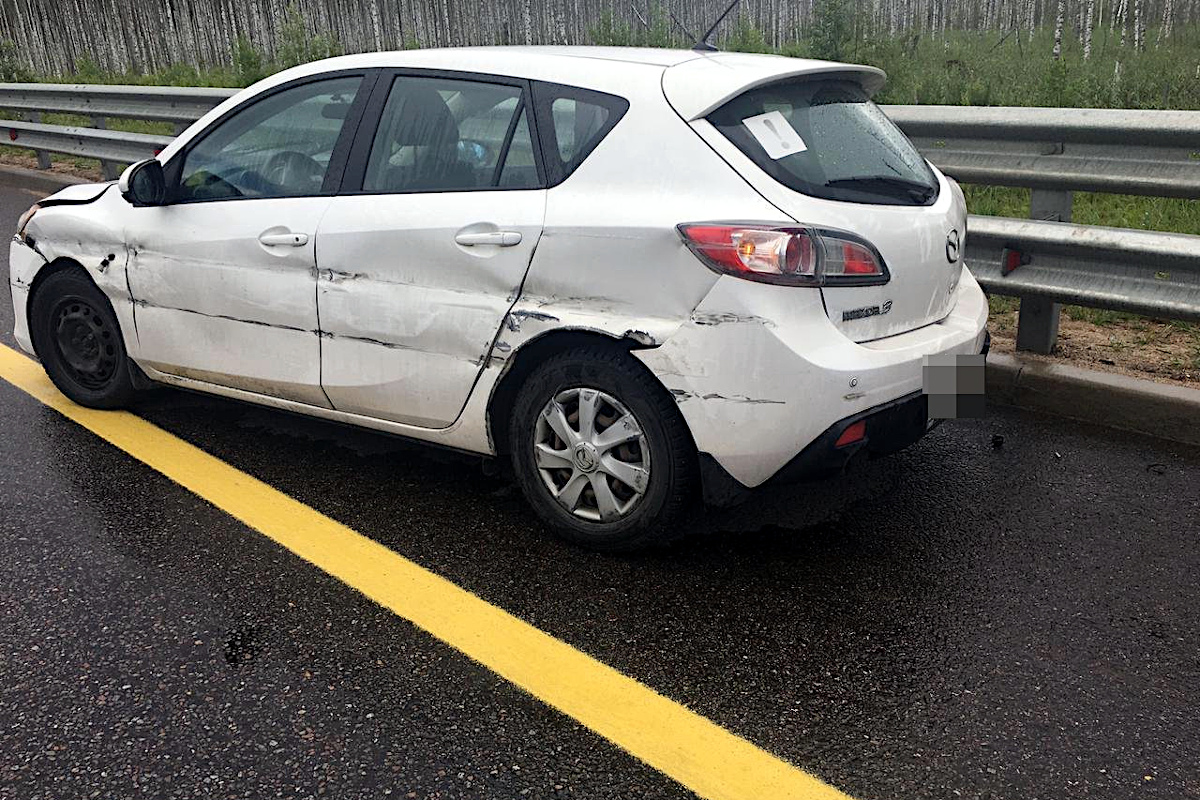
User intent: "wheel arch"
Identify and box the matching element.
[25,257,98,355]
[487,328,678,458]
[25,256,151,391]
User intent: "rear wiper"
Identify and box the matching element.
[824,175,936,202]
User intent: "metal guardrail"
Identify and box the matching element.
[0,83,237,124]
[967,216,1200,321]
[0,83,234,178]
[888,105,1200,199]
[0,84,1197,354]
[0,119,173,165]
[886,104,1200,352]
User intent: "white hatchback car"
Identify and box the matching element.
[10,47,988,550]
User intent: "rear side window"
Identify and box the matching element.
[532,82,628,186]
[709,80,938,207]
[362,76,536,193]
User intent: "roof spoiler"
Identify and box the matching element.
[662,57,888,121]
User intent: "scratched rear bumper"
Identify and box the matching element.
[635,266,989,490]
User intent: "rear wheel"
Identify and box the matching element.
[508,346,696,551]
[29,269,137,409]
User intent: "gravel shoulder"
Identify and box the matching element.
[988,296,1200,389]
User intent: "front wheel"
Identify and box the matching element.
[29,269,137,409]
[508,346,697,551]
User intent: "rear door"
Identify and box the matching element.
[314,71,546,428]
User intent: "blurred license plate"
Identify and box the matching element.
[923,353,986,419]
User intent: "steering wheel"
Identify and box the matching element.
[262,150,325,193]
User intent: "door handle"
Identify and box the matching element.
[455,230,522,247]
[259,231,309,247]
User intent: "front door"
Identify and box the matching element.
[125,73,369,407]
[315,73,547,428]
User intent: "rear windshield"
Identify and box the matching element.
[709,79,938,207]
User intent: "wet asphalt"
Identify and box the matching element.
[2,182,1200,800]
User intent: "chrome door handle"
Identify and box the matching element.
[455,230,522,247]
[259,231,309,247]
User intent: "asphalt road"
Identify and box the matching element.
[3,179,1200,800]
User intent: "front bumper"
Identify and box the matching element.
[635,265,989,494]
[8,237,46,355]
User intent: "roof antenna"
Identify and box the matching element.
[692,0,741,52]
[666,10,700,46]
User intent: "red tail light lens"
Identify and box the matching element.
[678,223,887,287]
[678,225,817,283]
[821,236,887,280]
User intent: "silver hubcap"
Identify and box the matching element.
[533,387,650,523]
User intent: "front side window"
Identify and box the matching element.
[362,76,534,193]
[177,76,362,201]
[709,79,939,207]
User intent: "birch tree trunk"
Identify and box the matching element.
[1052,0,1065,58]
[1133,0,1144,50]
[1083,0,1095,57]
[1159,0,1175,42]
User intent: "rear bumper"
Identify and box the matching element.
[699,330,991,505]
[697,390,930,505]
[636,265,989,494]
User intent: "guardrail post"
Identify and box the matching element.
[90,115,121,181]
[1015,188,1074,354]
[25,112,51,170]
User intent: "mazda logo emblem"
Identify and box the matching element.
[946,229,961,263]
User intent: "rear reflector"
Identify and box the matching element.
[1001,247,1029,276]
[835,420,867,448]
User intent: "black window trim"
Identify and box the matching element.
[530,80,630,188]
[161,68,381,206]
[490,94,528,188]
[339,68,548,197]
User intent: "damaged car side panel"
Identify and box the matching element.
[488,67,789,389]
[314,190,548,429]
[12,185,138,361]
[122,198,334,408]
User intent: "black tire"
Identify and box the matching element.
[508,345,697,551]
[29,269,137,409]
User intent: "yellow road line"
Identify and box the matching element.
[0,343,854,800]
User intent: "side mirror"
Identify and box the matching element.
[119,159,166,207]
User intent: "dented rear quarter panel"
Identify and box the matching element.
[496,69,787,365]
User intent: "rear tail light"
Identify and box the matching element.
[678,223,888,286]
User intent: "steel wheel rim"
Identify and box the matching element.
[533,387,651,523]
[51,297,118,390]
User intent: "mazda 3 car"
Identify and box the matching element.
[9,46,988,550]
